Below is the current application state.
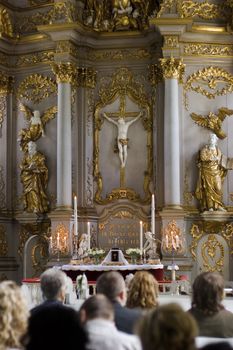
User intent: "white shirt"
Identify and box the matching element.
[85,318,141,350]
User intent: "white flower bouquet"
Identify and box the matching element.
[126,248,141,257]
[89,248,105,258]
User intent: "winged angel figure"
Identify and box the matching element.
[190,107,233,139]
[18,103,57,152]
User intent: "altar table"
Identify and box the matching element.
[61,263,164,282]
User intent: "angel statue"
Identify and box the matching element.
[191,107,233,139]
[18,103,57,152]
[143,231,160,261]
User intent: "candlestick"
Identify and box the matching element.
[151,194,155,236]
[140,221,143,255]
[74,196,78,236]
[87,222,91,250]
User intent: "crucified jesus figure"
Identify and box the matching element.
[103,111,142,168]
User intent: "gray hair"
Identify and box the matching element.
[96,271,125,301]
[40,268,67,300]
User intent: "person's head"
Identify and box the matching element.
[26,305,87,350]
[33,110,41,119]
[191,272,224,314]
[28,141,37,155]
[118,117,125,124]
[0,280,29,350]
[126,271,159,309]
[40,268,67,302]
[79,294,114,324]
[209,133,218,147]
[137,303,198,350]
[96,271,126,305]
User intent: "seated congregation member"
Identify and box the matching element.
[126,271,159,310]
[0,280,29,350]
[96,271,142,334]
[30,268,67,315]
[188,272,233,338]
[26,304,88,350]
[79,294,141,350]
[137,303,198,350]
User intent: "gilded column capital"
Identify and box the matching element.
[0,73,13,95]
[51,62,77,84]
[77,67,97,89]
[159,57,185,83]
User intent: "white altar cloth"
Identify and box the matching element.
[61,264,164,271]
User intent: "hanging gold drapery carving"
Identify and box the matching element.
[93,67,153,204]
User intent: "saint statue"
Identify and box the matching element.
[78,233,89,258]
[103,111,142,168]
[195,133,233,212]
[20,141,49,214]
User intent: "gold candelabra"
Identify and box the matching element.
[49,223,69,261]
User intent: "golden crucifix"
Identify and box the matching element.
[103,95,142,188]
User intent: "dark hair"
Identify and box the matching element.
[201,342,233,350]
[80,294,114,320]
[137,303,198,350]
[192,272,224,314]
[26,306,88,350]
[96,271,125,301]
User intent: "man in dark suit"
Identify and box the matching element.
[96,271,142,334]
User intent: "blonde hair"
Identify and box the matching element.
[137,303,198,350]
[0,280,29,350]
[126,271,159,309]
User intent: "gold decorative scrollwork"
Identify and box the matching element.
[221,223,233,255]
[113,211,134,219]
[15,51,55,67]
[77,68,97,89]
[89,48,150,62]
[148,64,163,87]
[56,41,79,60]
[0,225,8,256]
[156,0,176,17]
[0,95,6,129]
[50,2,77,24]
[29,0,54,5]
[31,237,49,276]
[16,74,57,104]
[184,67,233,108]
[183,165,193,206]
[51,62,77,85]
[183,44,233,57]
[94,67,153,204]
[177,1,228,20]
[0,165,6,210]
[190,224,204,260]
[164,35,179,49]
[0,72,13,96]
[0,6,13,37]
[202,234,224,272]
[160,57,185,83]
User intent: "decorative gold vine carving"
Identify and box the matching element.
[94,68,153,204]
[17,74,57,104]
[77,68,97,89]
[0,6,13,37]
[0,72,13,96]
[0,225,8,256]
[0,166,6,210]
[89,48,151,61]
[184,67,233,109]
[202,234,224,272]
[183,44,233,57]
[15,51,55,67]
[148,64,163,87]
[0,95,6,129]
[221,223,233,255]
[183,165,193,206]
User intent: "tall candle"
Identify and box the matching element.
[57,233,60,250]
[87,222,91,250]
[175,234,179,248]
[140,221,143,255]
[151,194,155,236]
[74,196,78,236]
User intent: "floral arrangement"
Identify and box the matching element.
[89,248,105,257]
[126,248,141,256]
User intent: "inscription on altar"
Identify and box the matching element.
[98,211,148,251]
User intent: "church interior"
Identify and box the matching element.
[0,0,233,288]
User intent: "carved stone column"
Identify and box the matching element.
[52,62,76,210]
[160,57,185,208]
